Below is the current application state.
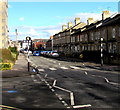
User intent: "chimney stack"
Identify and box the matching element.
[87,18,94,25]
[62,25,67,31]
[68,22,73,28]
[75,18,80,25]
[102,11,110,20]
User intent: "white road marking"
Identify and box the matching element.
[53,80,57,86]
[51,89,55,92]
[104,77,109,83]
[73,104,91,108]
[49,68,57,71]
[33,79,37,82]
[49,86,52,89]
[45,74,47,77]
[70,66,80,69]
[85,71,88,75]
[70,92,75,105]
[59,63,61,65]
[38,69,45,72]
[61,67,68,69]
[31,75,35,78]
[54,86,71,93]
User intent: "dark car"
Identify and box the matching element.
[33,51,40,56]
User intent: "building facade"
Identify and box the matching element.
[53,11,120,64]
[0,0,8,49]
[33,39,48,50]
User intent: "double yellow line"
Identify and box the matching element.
[0,105,22,110]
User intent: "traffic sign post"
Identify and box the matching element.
[26,36,31,71]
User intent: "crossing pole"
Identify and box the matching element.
[26,36,31,71]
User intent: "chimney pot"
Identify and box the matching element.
[102,10,110,20]
[62,25,67,31]
[87,18,94,25]
[75,18,80,25]
[68,22,73,28]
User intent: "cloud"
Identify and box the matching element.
[19,17,25,21]
[8,25,61,41]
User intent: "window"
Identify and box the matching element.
[75,46,77,52]
[84,45,87,50]
[112,28,116,38]
[82,45,84,51]
[77,45,80,51]
[113,44,117,53]
[119,27,120,36]
[85,34,88,41]
[108,43,112,53]
[88,44,91,50]
[90,32,94,40]
[91,45,94,51]
[80,34,84,41]
[101,29,105,39]
[95,32,98,40]
[77,35,79,42]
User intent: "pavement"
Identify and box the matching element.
[2,53,64,109]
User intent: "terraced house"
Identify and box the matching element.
[0,0,8,49]
[53,11,120,65]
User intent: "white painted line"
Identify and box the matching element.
[49,68,57,71]
[54,86,71,93]
[45,74,47,77]
[53,80,57,86]
[51,89,54,92]
[38,69,45,72]
[31,75,35,78]
[58,96,62,100]
[49,86,52,89]
[70,66,80,69]
[73,104,91,108]
[104,77,109,83]
[70,92,75,105]
[47,83,50,86]
[85,71,88,75]
[64,103,68,106]
[55,93,58,96]
[33,80,37,82]
[61,67,68,69]
[67,107,71,108]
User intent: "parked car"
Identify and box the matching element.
[33,51,40,56]
[51,51,59,58]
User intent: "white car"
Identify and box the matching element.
[51,51,59,58]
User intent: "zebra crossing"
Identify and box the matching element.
[35,66,81,72]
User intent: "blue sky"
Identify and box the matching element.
[8,2,118,40]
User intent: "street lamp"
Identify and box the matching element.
[100,37,103,66]
[26,36,31,71]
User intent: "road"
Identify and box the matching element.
[29,55,120,109]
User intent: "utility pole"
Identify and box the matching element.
[101,37,103,66]
[15,29,18,47]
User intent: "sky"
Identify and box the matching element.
[8,2,119,41]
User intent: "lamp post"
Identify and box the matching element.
[101,37,103,66]
[26,36,31,71]
[15,29,18,47]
